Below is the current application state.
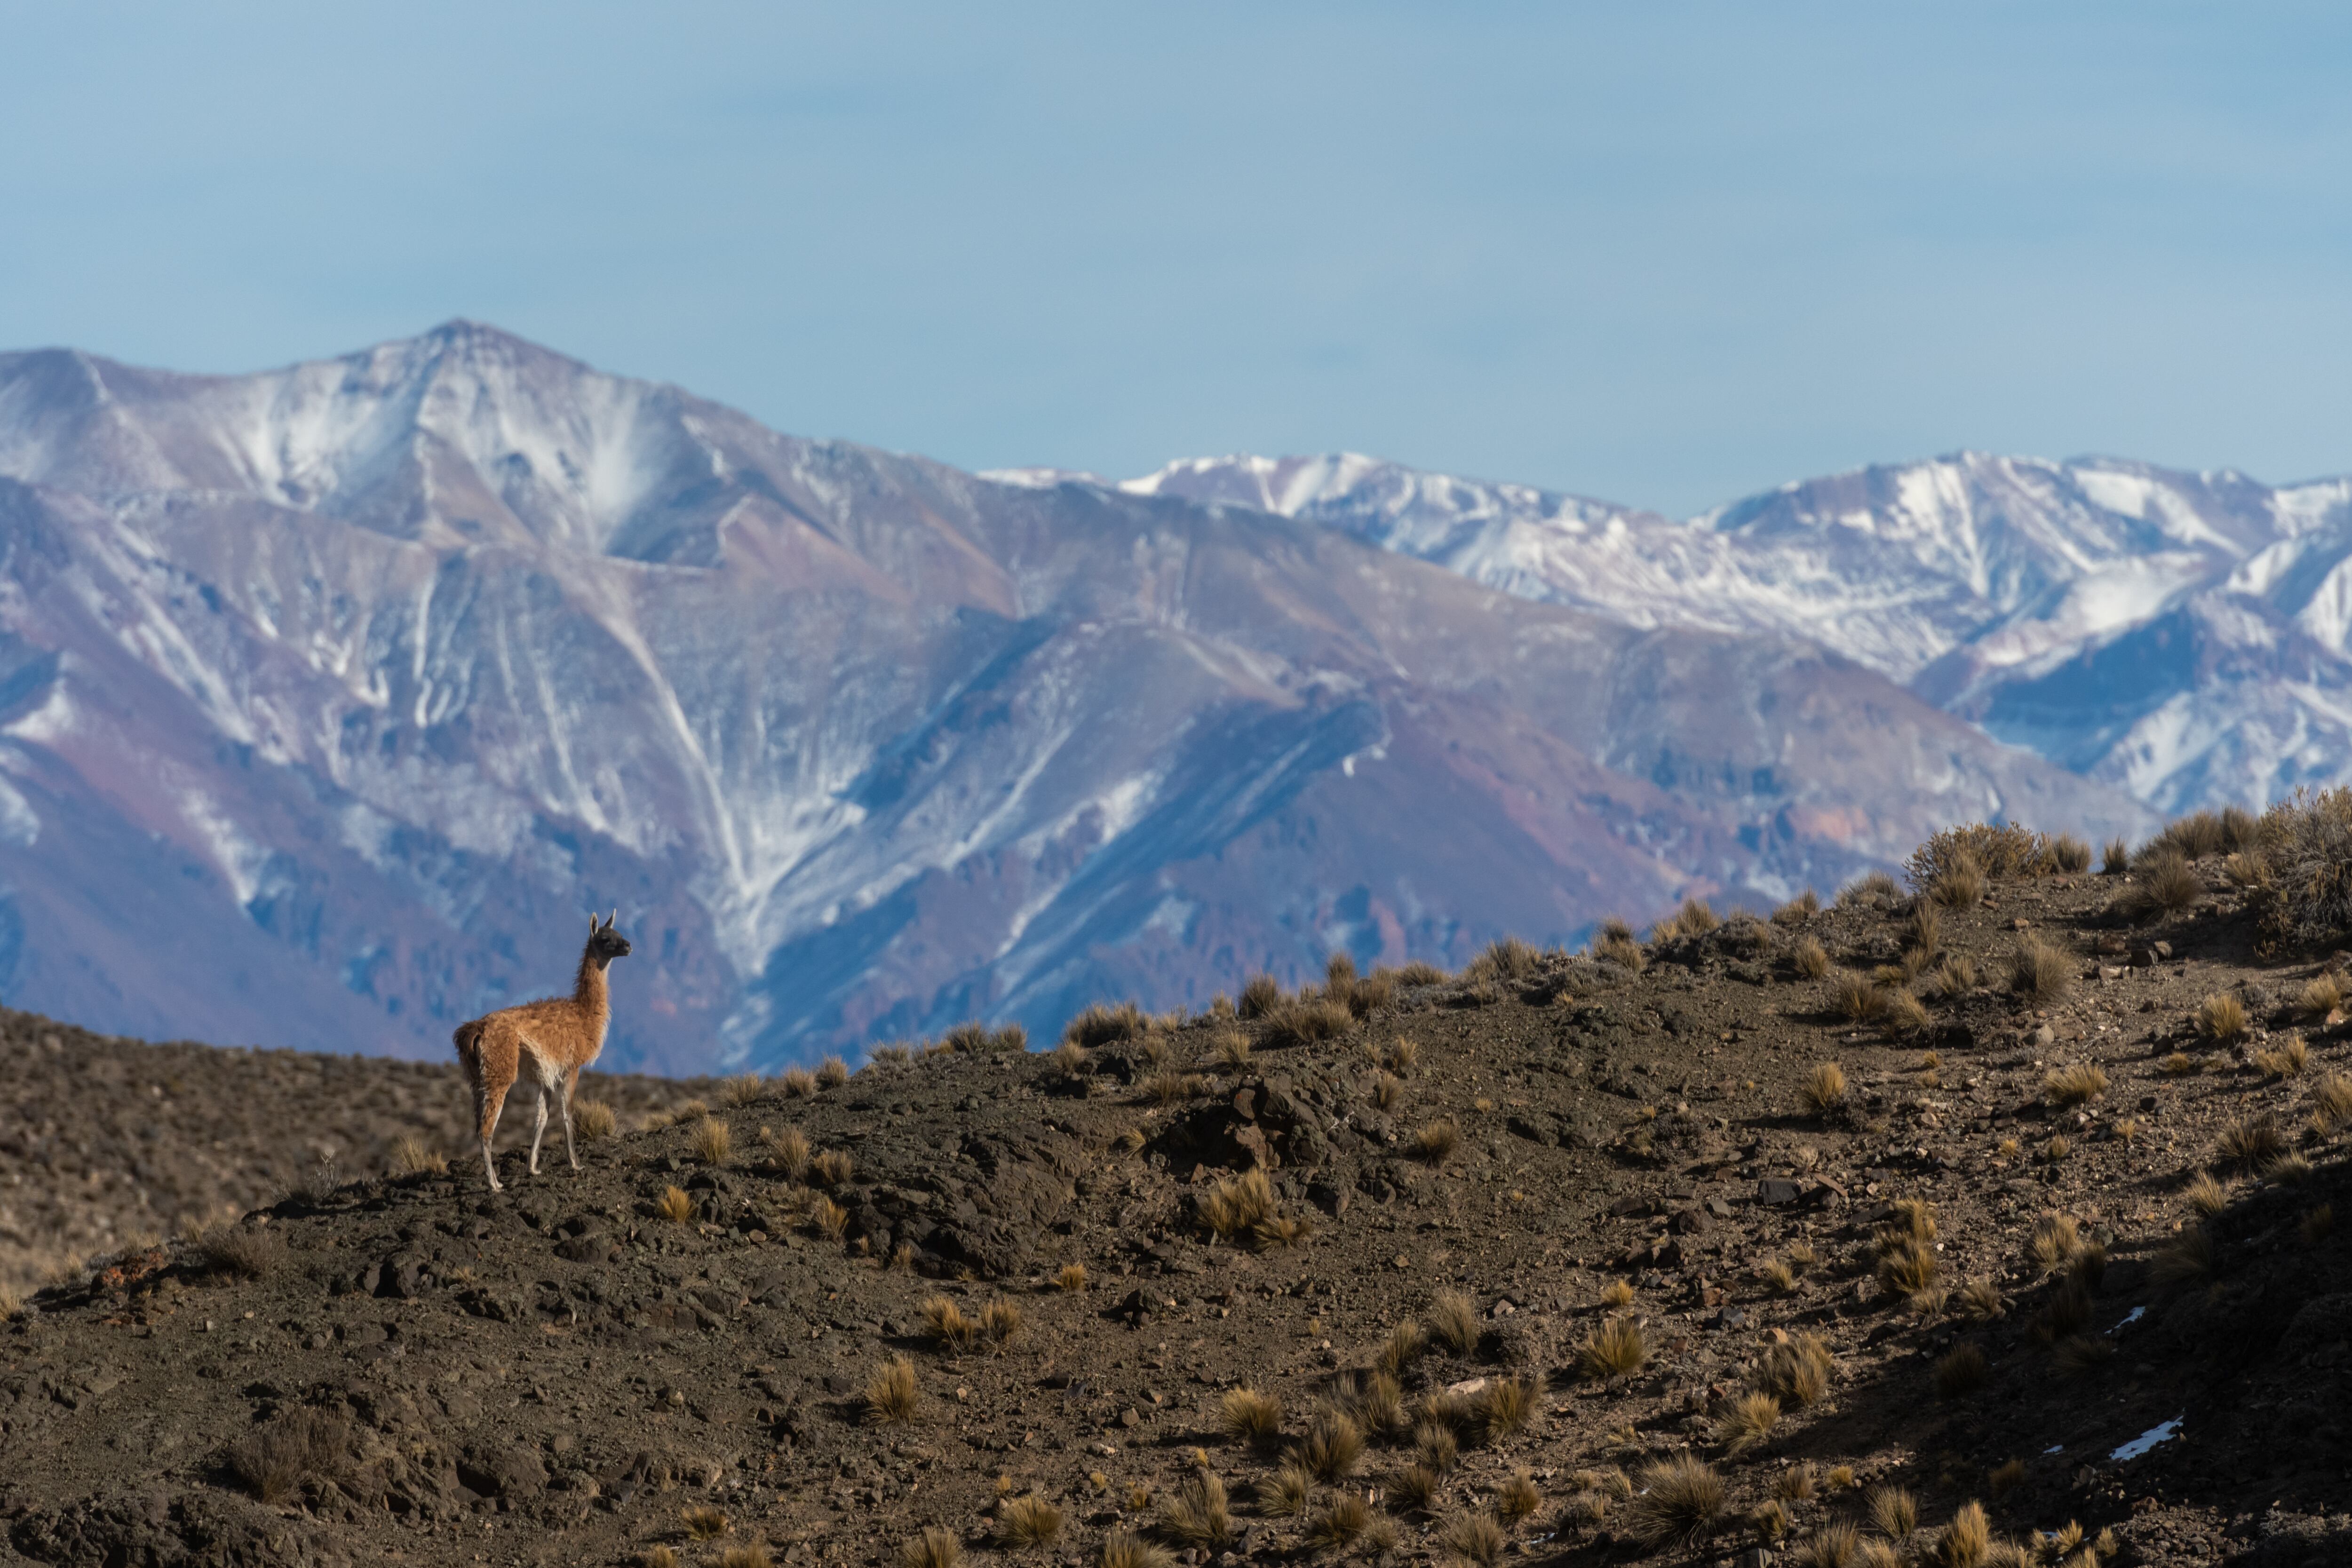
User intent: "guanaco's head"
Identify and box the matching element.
[585,909,632,967]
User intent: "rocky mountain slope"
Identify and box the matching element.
[4,834,2350,1567]
[0,325,2146,1069]
[1112,452,2352,815]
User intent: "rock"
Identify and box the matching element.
[1756,1178,1803,1205]
[457,1445,548,1499]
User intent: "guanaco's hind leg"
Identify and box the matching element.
[528,1082,552,1176]
[559,1066,582,1172]
[475,1078,512,1193]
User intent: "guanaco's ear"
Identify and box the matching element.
[605,908,618,931]
[588,912,599,938]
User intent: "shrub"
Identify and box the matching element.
[228,1407,351,1503]
[1800,1062,1847,1114]
[1262,999,1352,1050]
[1306,1495,1370,1553]
[2152,1226,2214,1287]
[1379,1320,1426,1374]
[1098,1534,1168,1568]
[1469,935,1542,981]
[2255,1035,2311,1079]
[1220,1387,1282,1445]
[1474,1377,1532,1441]
[1930,858,1986,909]
[573,1099,616,1141]
[900,1528,962,1568]
[2185,1170,2227,1218]
[1428,1289,1478,1354]
[1296,1409,1364,1481]
[692,1116,732,1167]
[997,1496,1063,1549]
[721,1547,774,1568]
[2049,833,2092,873]
[1756,1334,1834,1406]
[1578,1317,1646,1378]
[1438,1510,1507,1567]
[2197,993,2248,1041]
[1792,937,1830,979]
[1716,1391,1780,1457]
[1774,889,1821,924]
[2218,1114,2286,1167]
[1199,1169,1278,1240]
[818,1054,852,1086]
[390,1136,446,1178]
[1934,1343,1988,1399]
[780,1067,817,1097]
[684,1504,730,1539]
[1841,869,1901,906]
[923,1295,980,1352]
[810,1149,854,1187]
[1238,975,1283,1020]
[1414,1423,1458,1474]
[2160,810,2227,860]
[1935,1501,1990,1568]
[2102,837,2131,875]
[1596,932,1646,971]
[2131,848,2202,919]
[1391,1463,1442,1513]
[1885,989,1931,1034]
[863,1356,919,1423]
[2315,1072,2352,1131]
[810,1195,849,1242]
[765,1125,810,1179]
[2043,1063,2107,1106]
[1495,1469,1539,1524]
[655,1185,696,1223]
[1056,1262,1087,1292]
[1158,1472,1232,1550]
[1802,1522,1861,1568]
[1410,1117,1462,1165]
[2304,1204,2336,1246]
[1832,971,1887,1022]
[1867,1486,1917,1541]
[723,1074,764,1107]
[2009,940,2073,1005]
[1908,822,2047,885]
[980,1299,1023,1346]
[1623,1455,1725,1547]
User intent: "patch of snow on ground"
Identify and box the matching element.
[2110,1416,2184,1462]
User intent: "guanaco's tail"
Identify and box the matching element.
[453,1019,485,1079]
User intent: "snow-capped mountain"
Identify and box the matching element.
[1118,452,2352,812]
[0,324,2148,1070]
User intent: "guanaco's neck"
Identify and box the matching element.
[573,944,612,1030]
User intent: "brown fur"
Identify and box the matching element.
[453,912,631,1191]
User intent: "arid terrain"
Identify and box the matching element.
[6,820,2352,1568]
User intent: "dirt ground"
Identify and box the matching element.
[5,850,2352,1568]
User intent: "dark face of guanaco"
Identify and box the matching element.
[586,911,632,968]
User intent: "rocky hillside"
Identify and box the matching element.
[5,821,2350,1566]
[0,324,2148,1071]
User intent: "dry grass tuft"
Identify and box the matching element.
[1930,856,1986,909]
[1596,931,1647,971]
[1832,972,1887,1023]
[2043,1063,2107,1106]
[1378,1319,1427,1375]
[1775,889,1822,924]
[1368,1069,1405,1111]
[996,1496,1063,1549]
[781,1067,818,1098]
[1220,1387,1283,1446]
[1410,1116,1462,1165]
[1885,988,1931,1034]
[900,1528,963,1568]
[1295,1409,1365,1481]
[1578,1316,1646,1379]
[1935,1501,1990,1567]
[1623,1455,1725,1547]
[655,1185,696,1224]
[573,1099,616,1141]
[2159,1051,2203,1077]
[1237,975,1283,1020]
[1212,1031,1252,1070]
[810,1148,854,1187]
[1392,1462,1444,1513]
[2255,1035,2311,1079]
[2197,992,2248,1042]
[390,1135,447,1178]
[692,1116,732,1167]
[1158,1472,1233,1551]
[2102,836,2131,876]
[1473,1377,1532,1441]
[1097,1533,1168,1568]
[1199,1169,1278,1241]
[864,1355,919,1423]
[980,1298,1024,1346]
[1055,1262,1087,1293]
[1800,1521,1860,1568]
[227,1407,352,1503]
[1867,1486,1918,1541]
[2304,1204,2336,1246]
[1755,1334,1835,1407]
[2053,1334,2115,1376]
[763,1124,811,1180]
[1800,1061,1848,1114]
[1255,1463,1311,1518]
[1598,1277,1637,1308]
[1262,998,1353,1050]
[1934,1342,1988,1399]
[1716,1391,1780,1457]
[2302,971,2346,1019]
[721,1546,775,1568]
[2185,1170,2228,1218]
[1065,1001,1148,1047]
[1145,1071,1207,1106]
[1428,1289,1479,1354]
[818,1054,851,1087]
[2218,1114,2286,1168]
[2027,1211,2081,1273]
[2313,1073,2352,1131]
[810,1195,849,1242]
[724,1074,764,1107]
[2152,1225,2215,1287]
[1436,1510,1507,1568]
[2050,833,2093,873]
[683,1504,730,1539]
[1956,1277,2007,1324]
[1792,937,1831,979]
[2009,939,2074,1005]
[1495,1468,1540,1524]
[1879,1237,1939,1301]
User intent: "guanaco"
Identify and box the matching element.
[453,911,632,1191]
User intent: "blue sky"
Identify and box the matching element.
[4,3,2347,514]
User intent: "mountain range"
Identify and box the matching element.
[0,323,2184,1070]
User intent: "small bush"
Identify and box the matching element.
[1415,1420,1459,1473]
[390,1136,446,1178]
[900,1528,962,1568]
[656,1185,696,1223]
[1238,975,1283,1020]
[1378,1320,1426,1374]
[2315,1072,2352,1131]
[1931,858,1986,909]
[721,1546,774,1568]
[1880,1238,1939,1301]
[997,1496,1063,1549]
[1410,1117,1461,1165]
[2043,1063,2107,1106]
[2197,993,2248,1042]
[2255,1034,2311,1079]
[2160,810,2227,860]
[228,1407,351,1503]
[1909,823,2048,884]
[1098,1532,1169,1568]
[692,1116,732,1167]
[1494,1469,1539,1524]
[1934,1343,1988,1399]
[1774,889,1821,924]
[1623,1455,1725,1547]
[1438,1510,1507,1567]
[2185,1170,2228,1218]
[864,1356,919,1423]
[1578,1316,1646,1379]
[2050,833,2092,873]
[573,1099,616,1141]
[2009,940,2073,1005]
[1158,1472,1232,1550]
[1391,1462,1443,1513]
[810,1148,854,1187]
[1306,1494,1370,1552]
[2132,849,2202,919]
[1428,1289,1478,1354]
[1473,1377,1531,1441]
[723,1074,764,1107]
[2152,1226,2214,1287]
[765,1125,810,1179]
[1056,1262,1087,1292]
[1262,998,1353,1050]
[2218,1114,2286,1168]
[2304,1204,2336,1246]
[818,1054,851,1087]
[683,1504,730,1539]
[1791,937,1830,979]
[780,1067,818,1097]
[1716,1391,1780,1457]
[1756,1334,1834,1406]
[1199,1169,1278,1240]
[809,1195,849,1242]
[1935,1501,1990,1567]
[1296,1409,1364,1481]
[1470,935,1542,980]
[1800,1062,1847,1114]
[1831,972,1886,1022]
[1220,1387,1282,1446]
